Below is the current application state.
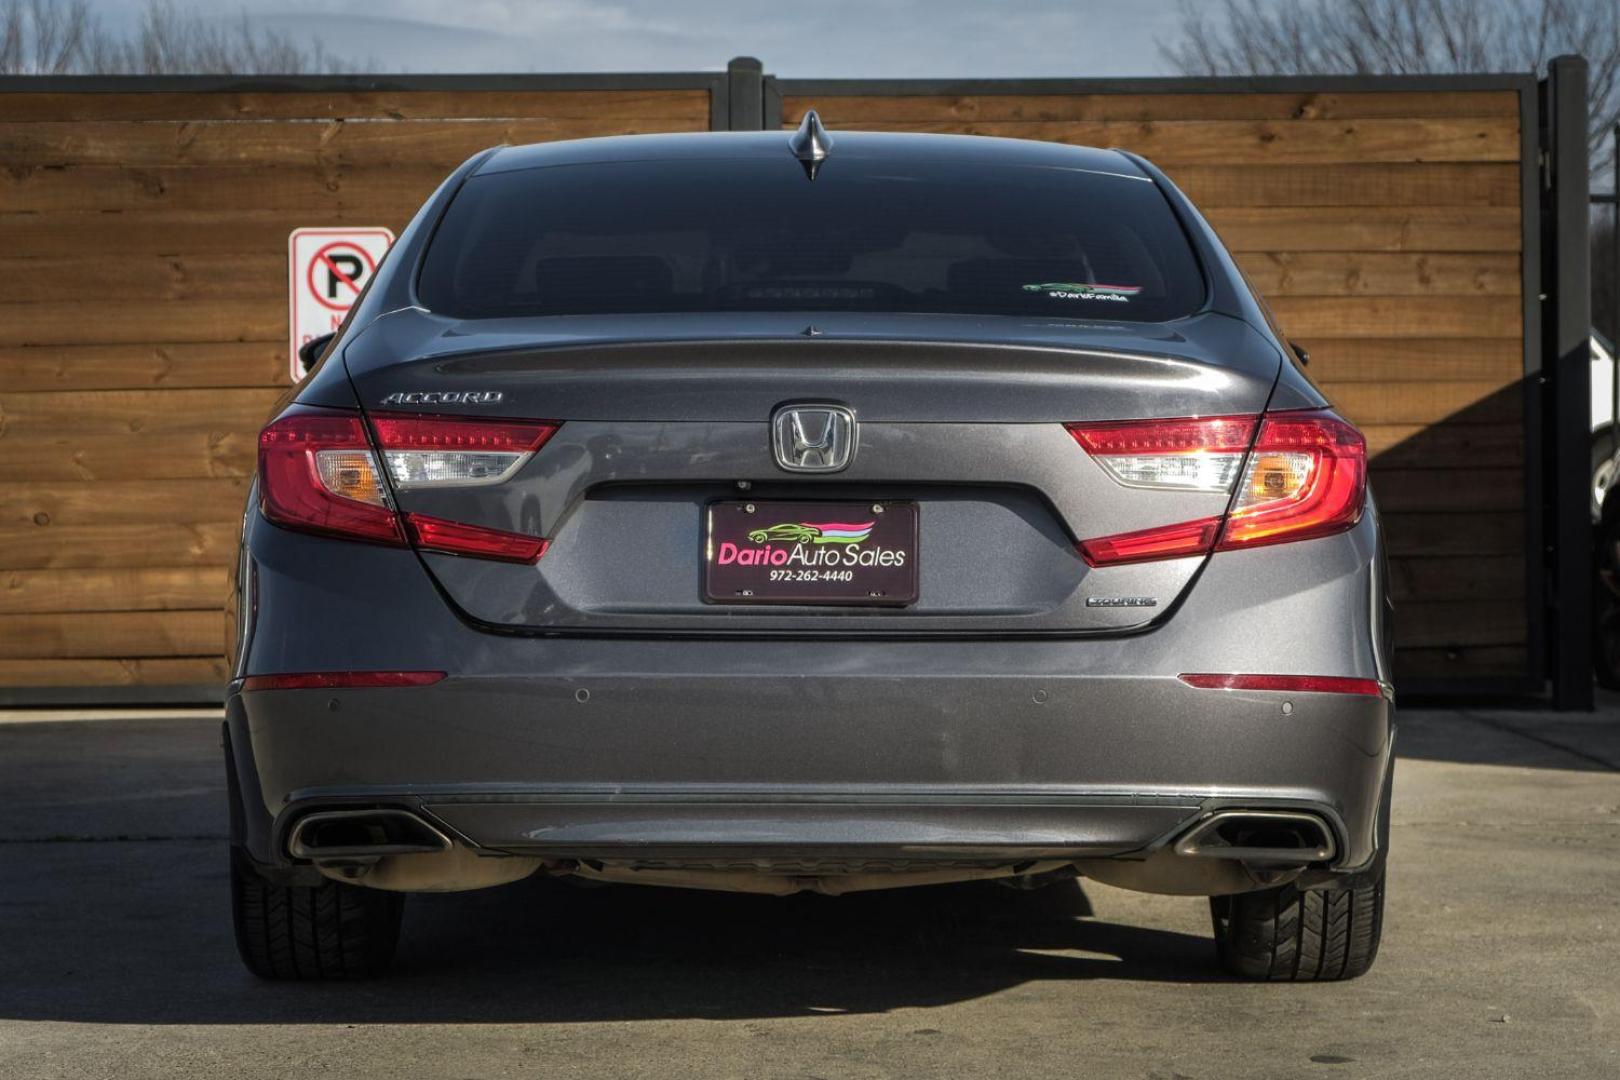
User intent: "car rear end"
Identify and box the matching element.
[225,129,1392,981]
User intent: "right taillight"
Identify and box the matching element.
[1069,409,1366,566]
[1218,411,1366,551]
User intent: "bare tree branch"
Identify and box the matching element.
[0,0,369,75]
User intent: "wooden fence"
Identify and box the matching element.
[0,76,720,696]
[0,63,1562,699]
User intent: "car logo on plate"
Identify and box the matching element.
[771,404,856,473]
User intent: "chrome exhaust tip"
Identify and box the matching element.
[287,808,452,860]
[1173,810,1336,863]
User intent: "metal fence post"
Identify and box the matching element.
[1544,55,1594,710]
[726,56,764,131]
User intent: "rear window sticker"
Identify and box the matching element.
[1023,282,1142,302]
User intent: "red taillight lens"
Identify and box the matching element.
[259,409,405,546]
[405,513,549,563]
[1071,409,1366,566]
[370,413,558,489]
[1077,515,1222,568]
[1066,415,1257,455]
[1179,673,1384,697]
[1217,412,1366,551]
[240,671,446,692]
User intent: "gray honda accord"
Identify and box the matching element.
[225,114,1393,982]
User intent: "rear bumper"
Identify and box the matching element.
[227,500,1393,883]
[227,660,1392,873]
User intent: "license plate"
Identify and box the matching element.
[703,500,918,606]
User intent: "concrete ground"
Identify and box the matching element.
[1,702,1617,1080]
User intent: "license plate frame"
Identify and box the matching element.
[702,500,919,606]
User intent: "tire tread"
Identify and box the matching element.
[231,847,403,980]
[1211,868,1384,981]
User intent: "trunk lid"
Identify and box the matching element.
[342,309,1281,635]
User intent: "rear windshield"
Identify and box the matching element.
[417,157,1205,322]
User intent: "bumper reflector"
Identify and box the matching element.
[239,671,447,692]
[1179,673,1384,696]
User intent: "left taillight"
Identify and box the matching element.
[1068,409,1367,567]
[258,407,553,562]
[259,408,405,546]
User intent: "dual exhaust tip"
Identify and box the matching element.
[287,808,451,860]
[1173,809,1336,863]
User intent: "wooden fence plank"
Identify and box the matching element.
[0,208,419,257]
[0,429,255,481]
[2,115,1512,170]
[0,343,287,392]
[0,89,713,123]
[0,255,286,302]
[0,300,284,347]
[1371,469,1523,512]
[1209,206,1521,252]
[0,522,239,570]
[1362,423,1523,467]
[0,117,711,169]
[1268,296,1519,337]
[781,118,1521,164]
[1388,555,1524,602]
[1391,645,1528,679]
[1166,163,1520,207]
[1319,381,1523,425]
[1392,600,1526,647]
[0,388,281,433]
[0,656,228,687]
[0,566,228,614]
[0,478,248,528]
[781,90,1520,123]
[0,164,448,214]
[1237,252,1520,297]
[1380,512,1523,556]
[1290,338,1523,382]
[0,610,222,658]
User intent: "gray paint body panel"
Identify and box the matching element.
[345,312,1283,633]
[229,508,1391,878]
[238,129,1389,895]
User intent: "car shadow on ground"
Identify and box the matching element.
[0,855,1230,1026]
[1397,701,1620,772]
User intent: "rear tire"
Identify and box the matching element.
[1209,867,1384,981]
[230,846,404,980]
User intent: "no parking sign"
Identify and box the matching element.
[288,227,395,381]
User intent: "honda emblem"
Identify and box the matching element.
[771,404,857,473]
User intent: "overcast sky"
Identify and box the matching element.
[85,0,1203,76]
